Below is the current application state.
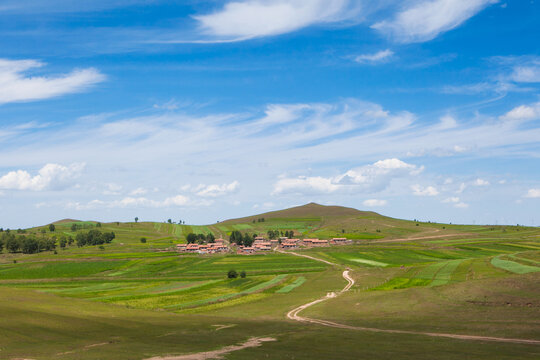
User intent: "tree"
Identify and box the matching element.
[240,271,246,278]
[167,219,172,224]
[140,237,147,243]
[21,236,39,254]
[206,233,215,243]
[186,233,198,244]
[5,235,19,253]
[227,269,238,279]
[243,233,254,247]
[59,236,67,249]
[71,223,79,232]
[96,222,102,228]
[49,224,56,232]
[135,217,139,223]
[229,230,243,245]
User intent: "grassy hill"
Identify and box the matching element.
[0,203,538,359]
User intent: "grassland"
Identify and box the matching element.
[0,203,539,359]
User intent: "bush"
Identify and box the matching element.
[240,271,246,278]
[140,237,147,243]
[227,269,238,279]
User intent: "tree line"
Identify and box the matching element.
[76,230,115,247]
[229,230,256,247]
[266,230,294,239]
[186,233,216,244]
[0,232,57,254]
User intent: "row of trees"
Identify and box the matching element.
[186,233,216,244]
[229,230,256,247]
[266,230,294,239]
[0,232,57,254]
[75,230,115,247]
[252,218,265,223]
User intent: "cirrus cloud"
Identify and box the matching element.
[0,58,105,105]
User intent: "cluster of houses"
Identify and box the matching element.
[176,238,229,254]
[176,236,352,255]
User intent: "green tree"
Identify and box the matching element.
[5,235,19,253]
[135,217,139,223]
[140,237,147,243]
[227,269,238,279]
[240,271,246,278]
[59,236,67,249]
[96,222,102,228]
[49,224,56,232]
[186,233,198,244]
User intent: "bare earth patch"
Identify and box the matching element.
[144,337,276,360]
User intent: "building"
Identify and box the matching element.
[331,237,352,245]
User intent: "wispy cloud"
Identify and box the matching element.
[525,189,540,198]
[372,0,496,43]
[0,59,105,104]
[354,49,394,64]
[363,199,387,207]
[192,0,358,41]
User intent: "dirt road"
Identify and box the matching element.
[283,252,540,345]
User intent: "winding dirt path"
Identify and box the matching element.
[144,337,276,360]
[284,252,540,345]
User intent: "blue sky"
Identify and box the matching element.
[0,0,539,228]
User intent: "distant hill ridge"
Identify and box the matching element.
[220,202,380,224]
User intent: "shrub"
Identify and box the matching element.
[140,237,147,243]
[227,269,238,279]
[240,271,246,278]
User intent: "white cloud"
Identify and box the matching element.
[67,194,205,210]
[363,199,387,207]
[273,158,421,195]
[129,187,148,196]
[103,183,122,195]
[474,178,490,186]
[0,59,105,104]
[194,0,356,40]
[443,197,460,203]
[454,201,469,208]
[499,102,540,122]
[456,182,466,194]
[525,189,540,198]
[195,181,239,197]
[411,184,439,196]
[0,163,85,191]
[510,62,540,83]
[372,0,495,43]
[354,49,394,64]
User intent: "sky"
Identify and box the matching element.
[0,0,539,228]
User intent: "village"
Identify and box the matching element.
[175,236,352,255]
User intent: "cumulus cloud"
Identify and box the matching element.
[442,196,467,208]
[273,158,422,195]
[0,59,105,104]
[372,0,495,43]
[411,184,439,196]
[354,49,394,64]
[474,178,490,186]
[0,163,85,191]
[525,189,540,198]
[362,199,387,207]
[510,60,540,83]
[195,181,240,197]
[194,0,356,40]
[499,102,540,122]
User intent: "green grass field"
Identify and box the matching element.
[1,204,539,359]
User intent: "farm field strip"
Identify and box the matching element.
[490,256,540,274]
[276,276,306,293]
